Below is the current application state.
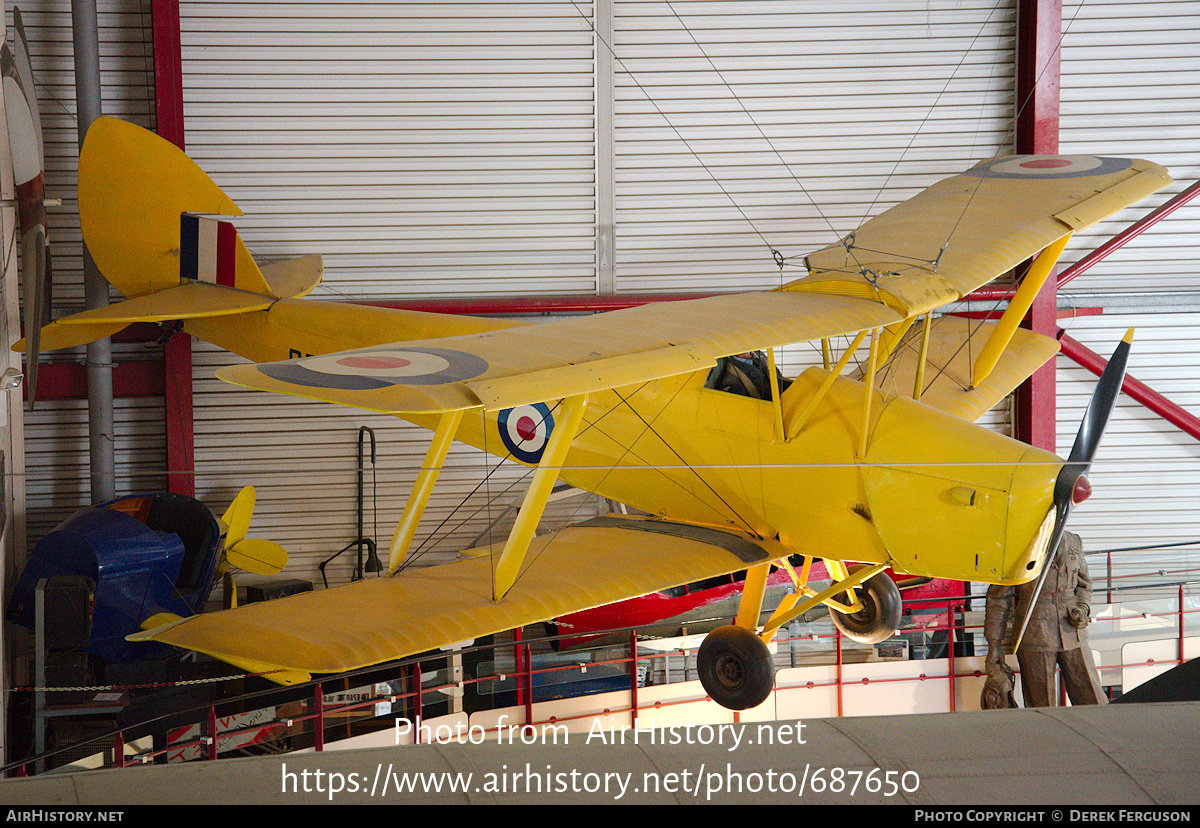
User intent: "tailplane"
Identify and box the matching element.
[14,117,321,354]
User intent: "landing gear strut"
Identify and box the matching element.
[697,625,774,710]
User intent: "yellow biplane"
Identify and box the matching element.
[21,117,1170,710]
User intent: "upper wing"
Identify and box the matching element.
[218,290,902,414]
[793,155,1171,318]
[792,152,1166,316]
[130,515,790,684]
[216,154,1169,416]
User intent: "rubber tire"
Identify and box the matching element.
[697,625,775,711]
[830,569,903,644]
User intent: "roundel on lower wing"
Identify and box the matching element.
[964,155,1132,180]
[498,403,555,464]
[259,346,489,390]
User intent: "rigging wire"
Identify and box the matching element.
[567,1,791,264]
[397,388,653,575]
[938,0,1090,260]
[857,0,1008,235]
[658,0,853,250]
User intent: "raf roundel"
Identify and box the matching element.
[498,403,556,464]
[259,346,489,391]
[965,155,1133,180]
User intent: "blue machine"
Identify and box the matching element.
[7,494,223,663]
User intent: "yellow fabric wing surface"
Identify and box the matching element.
[131,516,790,683]
[214,155,1168,417]
[217,290,902,414]
[793,155,1171,318]
[860,316,1061,422]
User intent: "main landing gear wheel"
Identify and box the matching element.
[830,568,903,644]
[697,625,774,711]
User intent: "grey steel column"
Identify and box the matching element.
[595,0,615,295]
[72,0,114,502]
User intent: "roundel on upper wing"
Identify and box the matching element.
[965,155,1133,180]
[260,346,489,390]
[498,403,555,464]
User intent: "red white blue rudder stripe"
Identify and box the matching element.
[180,213,237,287]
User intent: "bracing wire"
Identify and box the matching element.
[567,1,790,263]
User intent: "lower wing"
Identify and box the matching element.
[130,515,790,684]
[859,315,1061,422]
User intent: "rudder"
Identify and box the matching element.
[14,118,325,355]
[78,116,287,300]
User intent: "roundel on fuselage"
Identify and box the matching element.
[498,403,555,464]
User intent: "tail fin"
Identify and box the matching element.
[13,117,322,354]
[79,116,275,298]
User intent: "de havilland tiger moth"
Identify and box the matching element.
[17,115,1169,711]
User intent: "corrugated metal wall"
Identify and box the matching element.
[14,0,163,550]
[181,0,600,299]
[1056,0,1200,570]
[611,0,1017,292]
[1058,0,1200,291]
[13,1,1198,594]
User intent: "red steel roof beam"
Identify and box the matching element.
[1057,179,1200,290]
[1059,332,1200,443]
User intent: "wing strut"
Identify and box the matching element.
[766,351,785,442]
[972,232,1071,387]
[493,394,589,601]
[859,329,881,458]
[388,409,465,572]
[787,329,869,438]
[912,312,933,402]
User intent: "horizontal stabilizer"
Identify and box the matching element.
[860,315,1060,422]
[260,254,323,300]
[130,515,789,683]
[12,282,277,354]
[59,282,274,325]
[11,319,126,354]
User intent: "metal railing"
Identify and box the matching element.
[4,579,1195,777]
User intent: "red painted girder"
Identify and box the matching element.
[24,360,165,401]
[1059,332,1200,442]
